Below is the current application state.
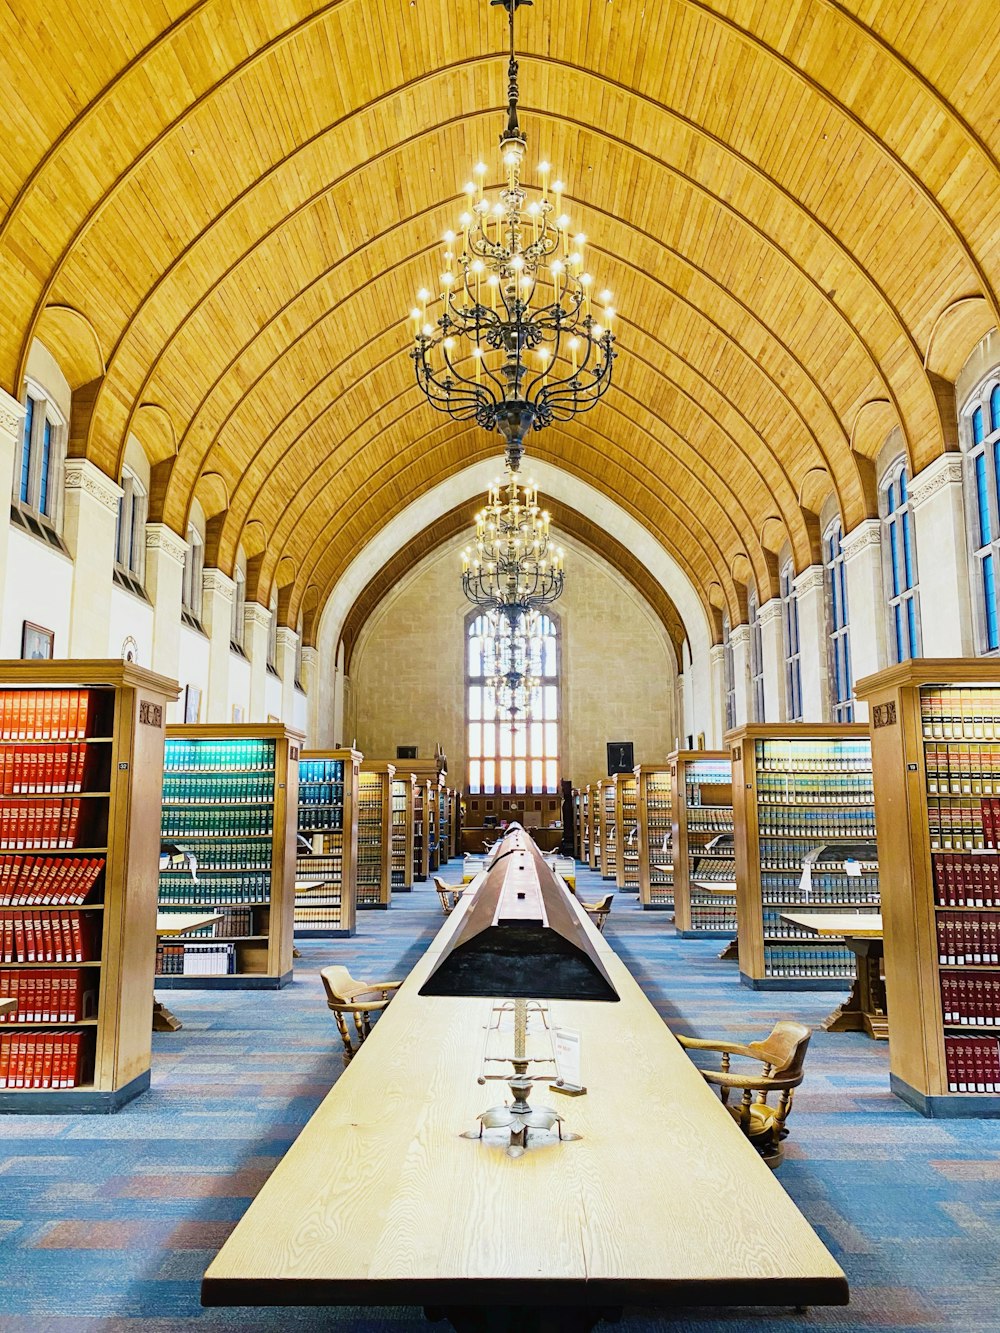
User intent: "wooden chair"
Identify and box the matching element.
[320,965,402,1062]
[433,875,463,916]
[676,1021,811,1169]
[578,892,614,933]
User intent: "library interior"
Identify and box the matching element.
[0,1,999,1330]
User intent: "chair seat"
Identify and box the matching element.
[725,1101,782,1138]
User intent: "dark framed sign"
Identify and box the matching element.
[396,745,418,760]
[607,741,634,776]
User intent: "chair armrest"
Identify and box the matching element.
[368,981,403,994]
[700,1069,802,1092]
[676,1034,755,1057]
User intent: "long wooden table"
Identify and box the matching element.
[781,911,887,1040]
[203,884,847,1318]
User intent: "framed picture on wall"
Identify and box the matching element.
[183,685,202,724]
[396,745,418,760]
[606,741,634,776]
[21,621,54,660]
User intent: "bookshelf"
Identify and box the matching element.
[358,762,394,910]
[636,765,673,909]
[295,749,360,936]
[672,751,736,937]
[857,661,1000,1116]
[572,788,582,861]
[439,786,451,865]
[0,662,177,1112]
[391,771,415,893]
[598,778,616,881]
[410,761,445,880]
[614,773,639,890]
[582,785,593,867]
[728,724,876,991]
[158,724,302,984]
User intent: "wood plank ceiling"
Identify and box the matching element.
[1,0,997,642]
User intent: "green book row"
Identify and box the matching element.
[162,772,274,805]
[164,739,275,772]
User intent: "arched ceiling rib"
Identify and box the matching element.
[338,498,689,671]
[0,0,998,630]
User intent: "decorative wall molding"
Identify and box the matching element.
[202,567,236,601]
[243,602,272,632]
[729,622,751,648]
[758,597,783,628]
[708,644,726,665]
[145,522,188,566]
[63,458,122,515]
[841,518,882,560]
[275,626,299,651]
[794,564,826,597]
[0,387,26,439]
[908,453,965,510]
[300,646,319,669]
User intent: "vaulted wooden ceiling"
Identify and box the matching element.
[2,0,997,642]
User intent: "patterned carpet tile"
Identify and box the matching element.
[2,867,1000,1331]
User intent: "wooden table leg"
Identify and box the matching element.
[153,996,183,1032]
[821,938,888,1040]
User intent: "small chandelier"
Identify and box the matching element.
[409,0,617,472]
[485,607,541,724]
[462,469,564,614]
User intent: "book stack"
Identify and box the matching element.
[636,768,672,908]
[0,1031,85,1089]
[0,969,96,1021]
[944,1036,1000,1092]
[297,756,347,929]
[601,782,616,881]
[390,777,410,890]
[155,940,235,976]
[0,857,105,905]
[616,775,639,888]
[413,782,425,881]
[0,910,94,960]
[356,772,385,907]
[677,755,735,936]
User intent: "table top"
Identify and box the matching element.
[693,879,737,895]
[781,911,884,939]
[155,912,223,938]
[653,862,674,874]
[0,997,16,1017]
[203,880,846,1312]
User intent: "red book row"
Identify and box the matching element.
[0,968,97,1022]
[0,690,92,742]
[0,1031,85,1088]
[982,799,1000,848]
[936,913,1000,965]
[941,973,1000,1026]
[932,852,1000,907]
[0,798,86,850]
[0,743,89,795]
[944,1035,1000,1093]
[0,856,105,906]
[0,911,94,962]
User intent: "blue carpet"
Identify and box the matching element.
[1,865,999,1331]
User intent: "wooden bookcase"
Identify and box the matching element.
[636,765,673,909]
[158,724,302,985]
[583,784,596,869]
[391,771,415,893]
[295,748,360,937]
[672,751,736,937]
[857,660,1000,1117]
[598,778,616,881]
[0,661,177,1113]
[614,773,639,889]
[728,723,876,991]
[572,788,582,860]
[439,786,451,865]
[358,762,394,910]
[409,761,444,880]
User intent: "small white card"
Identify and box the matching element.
[552,1027,582,1088]
[844,858,861,878]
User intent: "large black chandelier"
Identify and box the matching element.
[409,0,617,472]
[462,469,564,615]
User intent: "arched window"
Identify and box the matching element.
[825,521,853,722]
[722,612,735,733]
[748,588,765,722]
[780,561,803,721]
[880,461,920,662]
[963,378,1000,653]
[14,379,67,541]
[181,525,204,624]
[114,467,147,595]
[267,591,279,672]
[467,609,559,795]
[230,566,246,651]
